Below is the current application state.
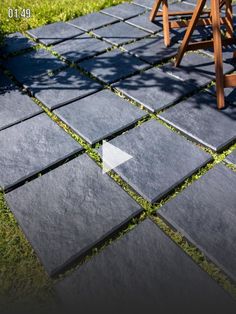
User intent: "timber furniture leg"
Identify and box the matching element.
[163,0,170,46]
[149,0,162,21]
[225,0,234,38]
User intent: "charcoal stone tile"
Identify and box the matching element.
[79,49,150,84]
[54,90,146,144]
[125,12,162,33]
[52,33,111,63]
[159,164,236,281]
[5,154,141,275]
[4,49,65,86]
[132,0,153,9]
[0,32,36,56]
[160,52,234,89]
[168,1,195,12]
[226,150,236,165]
[56,219,236,314]
[92,22,149,46]
[123,35,178,64]
[203,45,236,66]
[101,3,146,21]
[67,12,118,31]
[0,113,82,190]
[27,22,83,46]
[98,120,211,203]
[158,91,236,152]
[208,84,236,106]
[27,67,102,110]
[0,72,42,131]
[113,67,196,112]
[186,0,210,7]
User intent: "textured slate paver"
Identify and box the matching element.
[208,85,236,106]
[101,3,146,21]
[52,33,111,63]
[28,67,102,110]
[0,72,42,131]
[160,52,234,89]
[125,12,162,33]
[5,154,141,275]
[113,67,196,112]
[67,12,118,31]
[56,219,236,313]
[54,90,146,144]
[98,120,211,203]
[0,32,36,55]
[27,22,83,46]
[92,22,149,46]
[123,35,178,64]
[79,50,150,84]
[0,114,82,190]
[226,150,236,165]
[158,91,236,152]
[132,0,153,9]
[4,49,65,86]
[159,164,236,281]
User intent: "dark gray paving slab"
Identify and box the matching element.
[66,12,118,31]
[0,72,42,131]
[54,90,146,144]
[92,22,149,46]
[158,91,236,152]
[52,33,111,63]
[56,219,236,314]
[132,0,153,9]
[0,32,36,56]
[101,3,146,21]
[168,1,195,12]
[186,0,210,7]
[226,150,236,165]
[125,12,162,33]
[123,35,178,64]
[0,113,82,190]
[203,44,236,66]
[26,22,83,46]
[160,52,234,89]
[4,49,65,86]
[79,49,150,84]
[98,120,211,203]
[159,164,236,281]
[113,67,196,112]
[5,154,141,275]
[207,84,236,106]
[28,67,102,110]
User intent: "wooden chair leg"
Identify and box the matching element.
[175,0,207,67]
[162,0,170,47]
[149,0,162,21]
[211,0,225,109]
[225,0,234,38]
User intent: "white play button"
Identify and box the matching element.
[102,140,133,174]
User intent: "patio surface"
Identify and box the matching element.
[1,1,236,312]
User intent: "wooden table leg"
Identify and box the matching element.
[149,0,162,21]
[175,0,206,66]
[225,0,234,38]
[162,0,170,46]
[211,0,225,109]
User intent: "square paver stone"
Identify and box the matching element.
[55,219,236,313]
[208,84,236,106]
[226,149,236,165]
[52,33,111,63]
[67,12,119,31]
[125,12,162,33]
[159,164,236,281]
[5,154,141,275]
[26,22,83,46]
[54,90,146,144]
[4,49,65,86]
[79,50,150,84]
[123,35,179,64]
[101,3,146,21]
[0,32,36,56]
[0,72,42,131]
[132,0,154,9]
[160,52,234,90]
[98,120,212,203]
[92,22,149,46]
[27,67,102,110]
[158,91,236,152]
[113,67,196,112]
[0,113,82,190]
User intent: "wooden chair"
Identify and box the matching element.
[149,0,211,46]
[174,0,236,109]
